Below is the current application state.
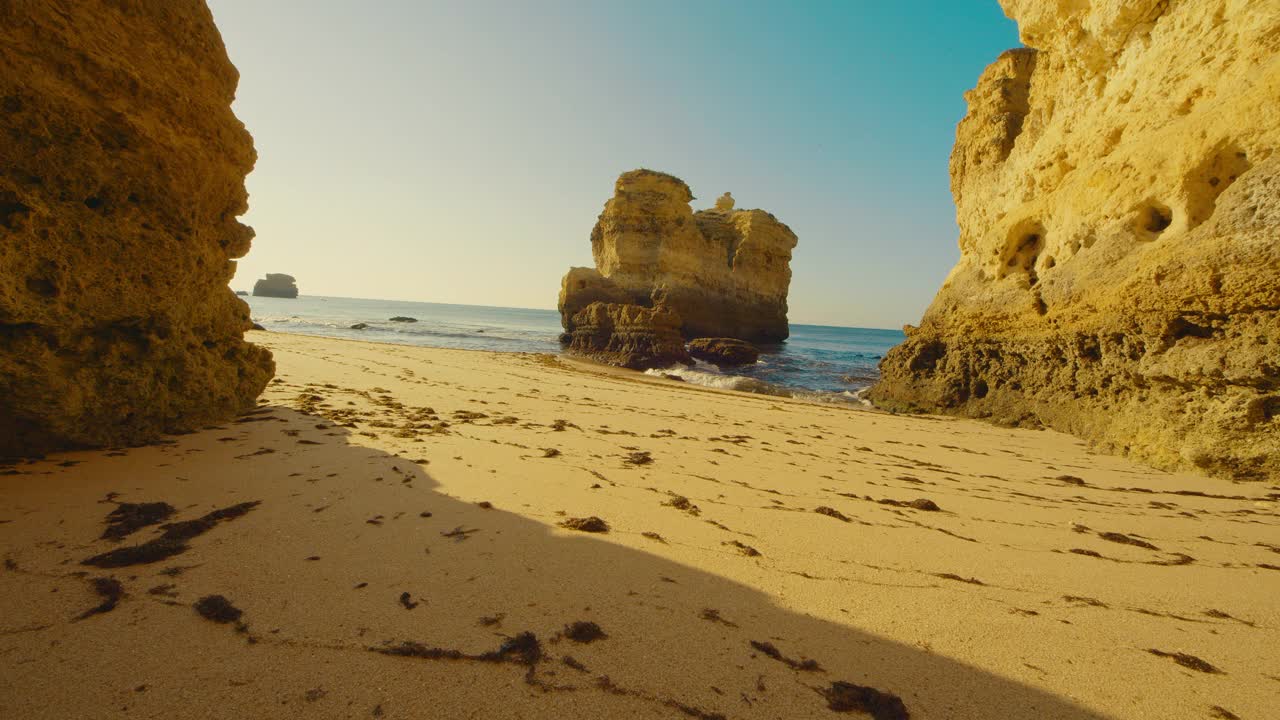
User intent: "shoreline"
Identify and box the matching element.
[244,296,900,403]
[251,325,885,408]
[2,331,1276,719]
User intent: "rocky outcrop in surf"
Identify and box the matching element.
[252,273,298,298]
[563,302,692,370]
[870,0,1280,480]
[687,338,759,367]
[559,170,798,346]
[0,0,273,457]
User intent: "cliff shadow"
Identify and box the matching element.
[0,405,1114,720]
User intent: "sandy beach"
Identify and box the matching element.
[0,331,1275,719]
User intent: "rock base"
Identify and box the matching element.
[563,303,692,370]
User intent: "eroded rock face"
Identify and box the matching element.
[0,0,273,456]
[558,267,631,328]
[560,170,798,343]
[870,1,1280,480]
[252,273,298,298]
[563,302,692,370]
[687,338,760,367]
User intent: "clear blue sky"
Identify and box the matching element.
[208,1,1019,329]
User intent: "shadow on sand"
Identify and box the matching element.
[0,405,1113,719]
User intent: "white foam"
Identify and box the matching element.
[647,366,775,392]
[645,365,868,406]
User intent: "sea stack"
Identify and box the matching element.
[563,302,693,370]
[870,1,1280,480]
[252,273,299,298]
[559,170,797,349]
[0,1,273,456]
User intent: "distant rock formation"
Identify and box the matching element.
[563,302,692,370]
[870,1,1280,480]
[252,273,298,298]
[687,338,759,367]
[388,316,417,323]
[559,170,798,348]
[0,1,273,457]
[235,290,249,296]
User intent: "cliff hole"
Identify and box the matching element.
[1077,337,1102,362]
[1167,316,1216,342]
[1249,396,1280,424]
[1136,202,1172,237]
[25,259,60,298]
[25,276,57,298]
[1184,143,1251,229]
[999,221,1046,286]
[908,341,945,372]
[0,191,31,230]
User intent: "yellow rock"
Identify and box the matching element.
[0,1,272,456]
[562,170,798,342]
[871,0,1280,480]
[562,302,692,370]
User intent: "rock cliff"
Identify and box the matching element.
[559,170,798,343]
[870,0,1280,480]
[253,273,299,298]
[563,302,692,370]
[0,0,273,456]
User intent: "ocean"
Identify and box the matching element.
[245,295,903,404]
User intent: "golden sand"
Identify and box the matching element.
[1,331,1276,719]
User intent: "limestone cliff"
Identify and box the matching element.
[871,0,1280,480]
[0,0,273,456]
[563,302,692,370]
[253,273,299,298]
[559,170,798,343]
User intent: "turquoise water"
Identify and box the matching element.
[246,295,903,403]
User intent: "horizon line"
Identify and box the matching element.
[237,291,903,333]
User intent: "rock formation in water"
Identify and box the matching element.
[252,273,298,298]
[563,302,692,370]
[0,0,273,457]
[870,0,1280,480]
[687,338,759,367]
[559,170,798,345]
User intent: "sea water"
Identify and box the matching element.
[246,295,903,404]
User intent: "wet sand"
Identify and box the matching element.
[1,331,1276,719]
